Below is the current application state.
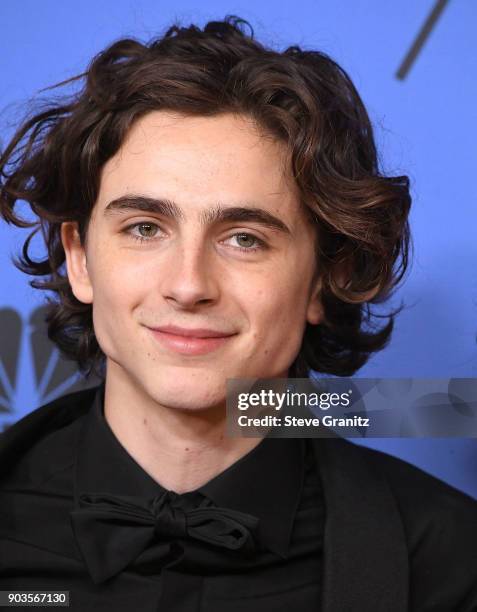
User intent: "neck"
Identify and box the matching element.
[102,363,261,494]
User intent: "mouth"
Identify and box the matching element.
[146,325,237,356]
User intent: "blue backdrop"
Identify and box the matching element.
[0,1,476,498]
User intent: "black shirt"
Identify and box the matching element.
[2,386,477,611]
[0,385,324,611]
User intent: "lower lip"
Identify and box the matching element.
[149,329,234,355]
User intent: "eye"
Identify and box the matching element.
[123,222,162,242]
[224,232,267,252]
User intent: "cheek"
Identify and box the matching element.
[247,278,310,350]
[88,253,147,348]
[92,249,148,306]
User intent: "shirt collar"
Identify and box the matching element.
[74,385,305,558]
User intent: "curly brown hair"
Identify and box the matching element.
[0,16,412,379]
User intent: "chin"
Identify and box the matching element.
[143,373,228,412]
[150,390,226,413]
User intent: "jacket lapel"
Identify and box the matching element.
[311,437,409,612]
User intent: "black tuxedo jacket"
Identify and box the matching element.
[0,387,476,611]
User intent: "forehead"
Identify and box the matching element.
[96,110,304,226]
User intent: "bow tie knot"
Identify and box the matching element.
[71,490,260,584]
[151,491,197,539]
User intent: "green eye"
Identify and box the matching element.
[137,223,158,238]
[224,232,267,253]
[123,221,163,243]
[235,233,258,248]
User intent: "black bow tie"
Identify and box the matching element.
[70,490,260,584]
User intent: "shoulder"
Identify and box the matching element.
[322,438,477,608]
[317,435,477,513]
[352,441,477,527]
[0,386,99,485]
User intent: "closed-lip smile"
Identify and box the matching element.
[149,325,236,338]
[147,324,237,355]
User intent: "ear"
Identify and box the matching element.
[306,276,323,325]
[61,222,93,304]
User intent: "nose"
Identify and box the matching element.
[161,241,219,310]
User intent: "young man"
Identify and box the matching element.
[0,16,476,611]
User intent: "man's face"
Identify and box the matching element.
[63,111,322,411]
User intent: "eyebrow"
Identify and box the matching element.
[103,195,291,235]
